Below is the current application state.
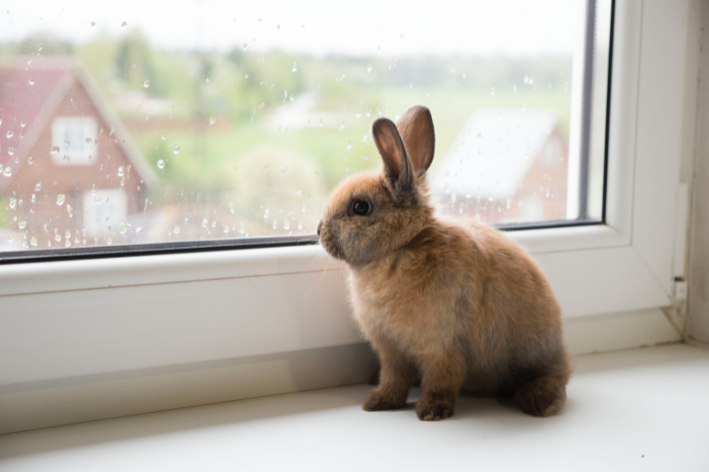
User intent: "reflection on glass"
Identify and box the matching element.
[0,0,611,253]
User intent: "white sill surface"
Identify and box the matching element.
[1,344,708,471]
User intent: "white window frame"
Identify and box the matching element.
[0,1,695,432]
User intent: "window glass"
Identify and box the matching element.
[0,0,612,254]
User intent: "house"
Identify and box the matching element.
[430,108,568,224]
[0,57,157,250]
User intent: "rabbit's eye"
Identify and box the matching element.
[352,200,370,216]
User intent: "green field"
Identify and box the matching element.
[131,88,570,199]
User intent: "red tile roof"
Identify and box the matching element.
[0,57,75,170]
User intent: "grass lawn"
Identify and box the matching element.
[130,87,571,207]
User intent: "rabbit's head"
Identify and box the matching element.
[318,105,436,267]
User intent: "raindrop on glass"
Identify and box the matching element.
[367,64,373,73]
[143,80,150,88]
[3,166,12,177]
[31,194,36,203]
[56,194,66,206]
[161,135,166,140]
[9,197,16,209]
[50,146,60,154]
[229,202,235,214]
[117,166,125,177]
[8,147,14,156]
[284,219,290,230]
[223,224,229,234]
[54,233,61,242]
[18,220,26,230]
[209,117,216,125]
[292,62,297,73]
[28,156,35,165]
[6,130,13,138]
[20,120,27,128]
[173,145,180,154]
[157,159,165,169]
[120,223,127,235]
[28,80,35,86]
[121,21,127,27]
[136,227,143,235]
[173,225,180,234]
[239,223,245,234]
[35,182,41,191]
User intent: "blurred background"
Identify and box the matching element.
[0,0,609,252]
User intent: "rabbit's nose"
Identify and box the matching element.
[317,221,322,237]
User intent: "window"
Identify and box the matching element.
[0,0,612,259]
[82,189,127,239]
[51,117,98,166]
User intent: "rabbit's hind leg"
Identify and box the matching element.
[514,375,567,417]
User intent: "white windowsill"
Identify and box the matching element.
[1,343,707,471]
[0,224,625,298]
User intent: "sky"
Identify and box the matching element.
[1,0,584,57]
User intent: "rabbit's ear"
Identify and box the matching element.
[373,117,415,198]
[396,105,435,175]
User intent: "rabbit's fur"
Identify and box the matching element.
[318,105,571,421]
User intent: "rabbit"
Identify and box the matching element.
[317,105,571,421]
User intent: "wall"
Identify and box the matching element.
[688,0,709,343]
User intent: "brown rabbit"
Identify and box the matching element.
[317,105,571,421]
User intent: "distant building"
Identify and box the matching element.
[431,108,568,224]
[0,57,157,249]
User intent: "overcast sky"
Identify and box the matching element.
[1,0,585,57]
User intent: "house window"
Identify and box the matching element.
[82,190,127,238]
[51,117,98,166]
[542,139,563,168]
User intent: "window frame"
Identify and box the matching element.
[0,0,693,430]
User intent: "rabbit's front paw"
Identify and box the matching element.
[416,393,455,421]
[362,388,407,411]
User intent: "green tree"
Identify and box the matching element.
[115,30,160,96]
